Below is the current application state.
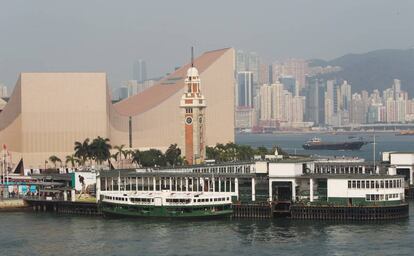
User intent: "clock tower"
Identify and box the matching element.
[180,48,206,165]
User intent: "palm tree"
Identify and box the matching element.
[114,144,126,168]
[49,155,62,169]
[74,138,91,166]
[131,150,141,167]
[90,136,112,165]
[124,149,133,160]
[65,154,79,168]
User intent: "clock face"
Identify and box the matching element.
[185,116,193,125]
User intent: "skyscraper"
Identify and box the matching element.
[279,76,296,96]
[350,93,365,124]
[281,59,308,93]
[132,59,147,82]
[236,71,254,107]
[0,83,7,98]
[324,80,335,125]
[304,77,325,125]
[259,84,273,121]
[268,64,273,84]
[235,50,260,85]
[392,79,401,100]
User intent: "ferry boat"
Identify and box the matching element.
[101,190,233,218]
[302,137,367,150]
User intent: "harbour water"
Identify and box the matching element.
[236,132,414,161]
[1,206,414,256]
[1,132,414,256]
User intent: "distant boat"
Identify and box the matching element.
[396,130,414,136]
[302,137,367,150]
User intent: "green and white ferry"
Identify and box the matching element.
[96,168,246,218]
[101,190,233,218]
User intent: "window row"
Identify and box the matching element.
[130,198,153,203]
[348,179,402,189]
[166,199,191,204]
[365,193,400,201]
[105,196,127,201]
[194,197,230,203]
[101,177,236,193]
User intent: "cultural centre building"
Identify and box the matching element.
[0,48,235,169]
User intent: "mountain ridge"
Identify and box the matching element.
[309,48,414,96]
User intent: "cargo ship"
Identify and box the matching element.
[302,137,367,150]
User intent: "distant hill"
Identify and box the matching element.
[309,49,414,96]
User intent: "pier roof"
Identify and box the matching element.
[99,170,254,178]
[299,174,405,179]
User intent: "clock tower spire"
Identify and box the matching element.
[180,47,207,165]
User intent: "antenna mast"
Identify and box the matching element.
[191,46,194,67]
[373,133,376,174]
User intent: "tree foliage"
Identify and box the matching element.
[139,149,166,167]
[74,138,91,165]
[90,136,112,164]
[206,143,288,162]
[48,155,62,168]
[65,154,79,168]
[165,144,183,166]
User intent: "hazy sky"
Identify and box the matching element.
[1,0,414,90]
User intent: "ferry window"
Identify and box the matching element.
[348,181,351,188]
[352,181,356,188]
[361,181,365,189]
[375,181,379,189]
[366,180,370,189]
[375,195,379,201]
[371,181,375,189]
[385,180,389,188]
[366,195,370,201]
[380,195,384,201]
[385,194,389,200]
[380,181,384,188]
[357,181,361,189]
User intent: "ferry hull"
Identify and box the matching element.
[101,202,233,218]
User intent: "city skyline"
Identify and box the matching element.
[1,0,414,90]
